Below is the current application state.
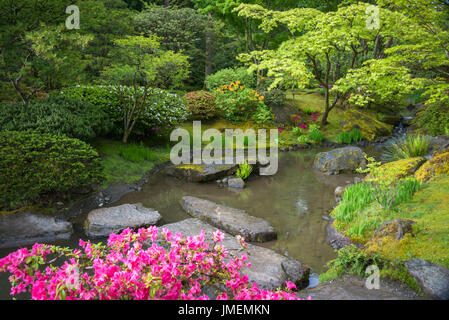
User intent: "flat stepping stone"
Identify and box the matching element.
[180,196,276,242]
[165,163,238,182]
[158,218,309,290]
[0,211,73,248]
[84,203,162,238]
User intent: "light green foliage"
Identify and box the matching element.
[236,160,253,180]
[206,67,256,90]
[333,183,375,224]
[382,135,430,162]
[357,155,421,210]
[0,97,112,141]
[308,124,324,143]
[0,131,103,210]
[235,3,414,125]
[337,129,363,144]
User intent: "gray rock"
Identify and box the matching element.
[165,163,239,182]
[227,177,245,189]
[326,217,355,250]
[334,186,346,198]
[180,196,276,242]
[374,218,415,240]
[405,259,449,300]
[297,275,419,300]
[157,218,309,290]
[0,211,73,248]
[84,203,162,238]
[313,147,366,175]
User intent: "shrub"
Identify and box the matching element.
[0,227,301,300]
[183,90,217,120]
[206,67,255,90]
[414,100,449,136]
[214,81,270,122]
[382,135,429,162]
[0,131,103,210]
[55,85,188,135]
[0,97,113,141]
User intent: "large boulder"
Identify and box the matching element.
[165,163,238,182]
[405,259,449,300]
[84,203,162,238]
[414,152,449,182]
[341,109,393,141]
[0,211,73,248]
[180,196,276,242]
[313,147,366,175]
[157,218,310,290]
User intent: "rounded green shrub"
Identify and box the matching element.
[183,90,217,120]
[205,67,255,90]
[0,97,113,141]
[0,131,104,210]
[55,85,188,135]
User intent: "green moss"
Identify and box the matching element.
[342,109,393,141]
[376,157,426,180]
[414,152,449,182]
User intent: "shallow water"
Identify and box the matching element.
[0,148,362,299]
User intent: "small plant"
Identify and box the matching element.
[308,124,324,143]
[337,129,363,144]
[382,135,429,162]
[236,160,253,180]
[117,143,157,163]
[292,127,303,137]
[297,135,310,144]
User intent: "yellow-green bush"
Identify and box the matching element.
[414,152,449,182]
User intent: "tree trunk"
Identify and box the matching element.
[122,131,129,144]
[204,13,213,89]
[321,87,330,126]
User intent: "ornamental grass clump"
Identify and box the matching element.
[382,135,429,162]
[0,227,305,300]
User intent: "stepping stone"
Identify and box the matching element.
[157,218,309,290]
[180,196,276,242]
[84,203,162,238]
[0,211,72,249]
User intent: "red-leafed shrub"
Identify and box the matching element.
[184,90,217,120]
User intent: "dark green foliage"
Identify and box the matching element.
[414,101,449,136]
[0,97,113,141]
[308,126,324,143]
[184,90,217,120]
[337,128,364,144]
[259,87,286,109]
[0,131,104,210]
[55,85,188,136]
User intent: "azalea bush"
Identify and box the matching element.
[214,81,272,122]
[183,90,217,120]
[56,85,188,136]
[0,227,304,300]
[205,67,256,90]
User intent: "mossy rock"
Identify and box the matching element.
[371,157,426,180]
[165,163,239,182]
[313,146,366,175]
[341,109,393,142]
[414,152,449,182]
